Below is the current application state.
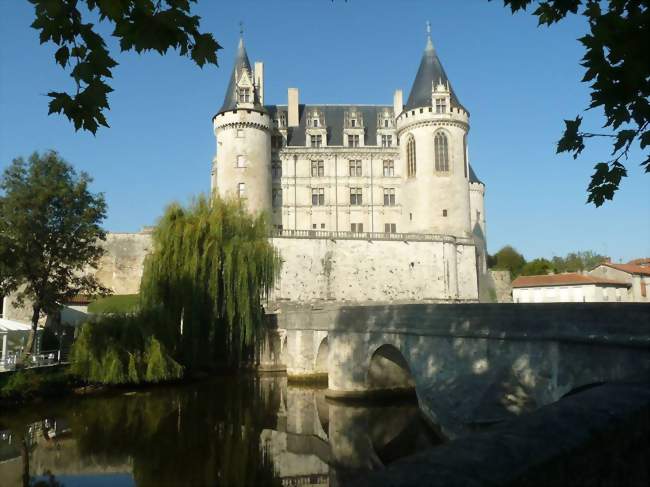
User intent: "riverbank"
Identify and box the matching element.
[0,364,264,409]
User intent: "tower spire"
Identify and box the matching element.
[239,21,244,39]
[425,20,433,51]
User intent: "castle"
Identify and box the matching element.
[212,28,488,304]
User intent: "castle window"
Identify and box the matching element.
[311,188,325,206]
[384,223,397,234]
[310,135,322,148]
[435,98,447,113]
[236,155,246,168]
[383,188,396,206]
[238,88,251,103]
[383,160,394,176]
[442,209,448,217]
[272,188,282,207]
[311,160,324,177]
[434,132,450,172]
[313,119,319,127]
[351,119,357,128]
[238,182,246,198]
[350,187,362,205]
[351,223,364,233]
[384,119,389,128]
[406,136,416,178]
[348,134,359,148]
[381,135,393,147]
[348,160,362,177]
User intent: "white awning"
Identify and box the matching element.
[0,317,32,332]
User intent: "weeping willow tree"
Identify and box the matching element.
[140,195,280,370]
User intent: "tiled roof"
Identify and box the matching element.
[218,37,263,114]
[599,262,650,276]
[512,273,630,288]
[627,258,650,266]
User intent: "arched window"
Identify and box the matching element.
[434,132,450,172]
[406,136,416,178]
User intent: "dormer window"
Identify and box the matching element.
[384,119,389,128]
[348,134,359,148]
[313,119,319,127]
[351,119,357,128]
[239,88,251,103]
[435,98,447,113]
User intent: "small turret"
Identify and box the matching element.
[212,31,272,216]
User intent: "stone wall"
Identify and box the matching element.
[93,232,152,295]
[488,269,512,303]
[353,380,650,487]
[270,237,478,304]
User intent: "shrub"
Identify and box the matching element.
[88,294,140,314]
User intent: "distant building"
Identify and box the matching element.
[512,273,630,303]
[512,258,650,303]
[589,259,650,303]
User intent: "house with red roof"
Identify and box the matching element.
[512,258,650,303]
[589,258,650,302]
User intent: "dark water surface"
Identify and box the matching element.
[0,375,443,486]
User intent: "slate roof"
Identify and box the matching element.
[405,37,465,113]
[469,165,483,184]
[266,104,393,147]
[218,37,263,114]
[512,273,630,288]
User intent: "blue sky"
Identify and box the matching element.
[1,0,648,262]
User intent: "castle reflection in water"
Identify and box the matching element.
[0,375,443,486]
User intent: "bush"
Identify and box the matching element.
[0,368,70,401]
[69,311,183,385]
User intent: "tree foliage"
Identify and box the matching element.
[492,245,527,277]
[69,312,183,385]
[521,258,554,276]
[496,0,649,205]
[29,0,220,133]
[0,151,108,356]
[551,250,608,272]
[139,195,280,370]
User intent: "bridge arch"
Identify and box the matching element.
[366,344,416,393]
[314,336,329,374]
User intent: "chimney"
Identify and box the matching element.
[393,89,403,116]
[288,88,299,127]
[254,62,264,105]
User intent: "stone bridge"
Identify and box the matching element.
[262,303,650,437]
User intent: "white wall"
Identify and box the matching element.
[513,284,629,303]
[270,237,478,303]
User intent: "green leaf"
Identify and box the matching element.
[557,116,584,157]
[54,46,69,67]
[612,129,636,155]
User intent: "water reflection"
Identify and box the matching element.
[0,375,444,486]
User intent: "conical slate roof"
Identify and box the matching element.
[469,165,483,185]
[218,37,261,114]
[405,37,465,112]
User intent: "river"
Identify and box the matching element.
[0,374,444,486]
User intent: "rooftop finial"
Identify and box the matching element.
[425,21,433,50]
[239,21,244,38]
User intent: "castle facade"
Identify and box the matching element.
[212,30,487,303]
